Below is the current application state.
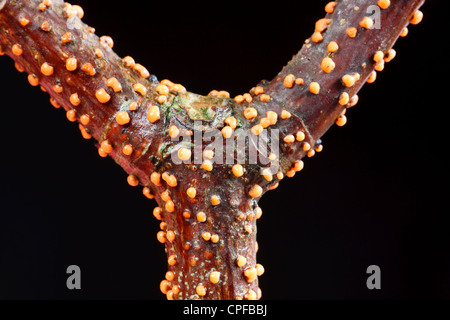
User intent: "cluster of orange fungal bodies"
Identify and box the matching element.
[231,83,315,186]
[153,188,265,300]
[208,89,230,98]
[11,4,95,143]
[234,85,270,105]
[299,0,423,129]
[240,0,424,182]
[6,1,170,199]
[144,150,269,299]
[1,0,425,301]
[158,205,266,300]
[14,1,173,162]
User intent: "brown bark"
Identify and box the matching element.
[0,0,425,299]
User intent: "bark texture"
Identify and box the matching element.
[0,0,425,299]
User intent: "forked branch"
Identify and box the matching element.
[0,0,425,299]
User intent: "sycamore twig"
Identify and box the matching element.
[0,0,425,299]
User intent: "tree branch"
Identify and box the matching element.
[0,0,425,299]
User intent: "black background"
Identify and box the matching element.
[0,0,448,300]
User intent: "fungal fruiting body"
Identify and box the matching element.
[0,0,425,299]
